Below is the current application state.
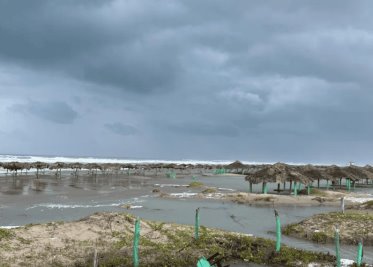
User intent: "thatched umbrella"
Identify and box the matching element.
[225,160,247,173]
[245,163,310,193]
[2,162,24,175]
[321,165,354,188]
[67,162,83,177]
[48,162,65,178]
[296,164,332,188]
[246,163,309,183]
[86,163,102,176]
[31,161,48,178]
[342,166,370,181]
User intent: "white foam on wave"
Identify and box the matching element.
[345,196,373,203]
[169,192,198,198]
[128,205,143,209]
[154,184,189,188]
[0,154,333,166]
[26,196,147,210]
[0,226,19,229]
[218,187,235,191]
[204,193,225,199]
[308,259,355,267]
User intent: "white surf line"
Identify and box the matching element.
[26,198,147,210]
[218,187,236,191]
[127,205,143,209]
[0,226,20,229]
[203,193,225,199]
[154,184,189,188]
[344,196,373,203]
[169,192,198,198]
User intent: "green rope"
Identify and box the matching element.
[133,218,140,267]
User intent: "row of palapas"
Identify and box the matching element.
[1,161,373,184]
[0,161,242,173]
[244,162,373,185]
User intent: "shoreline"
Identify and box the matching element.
[158,187,373,207]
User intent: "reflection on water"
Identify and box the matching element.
[0,174,372,264]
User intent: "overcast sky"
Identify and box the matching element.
[1,0,373,164]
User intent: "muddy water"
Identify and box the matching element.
[0,173,372,264]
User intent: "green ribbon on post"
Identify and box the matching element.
[195,208,200,240]
[293,182,297,196]
[275,210,281,252]
[197,257,211,267]
[263,183,268,194]
[356,241,363,267]
[335,227,341,267]
[133,218,140,267]
[346,178,351,192]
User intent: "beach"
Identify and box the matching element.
[0,157,372,266]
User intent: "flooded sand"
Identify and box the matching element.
[0,173,372,264]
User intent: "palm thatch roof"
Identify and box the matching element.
[295,164,333,180]
[363,165,373,177]
[245,163,310,184]
[322,165,353,181]
[225,160,246,169]
[342,166,372,180]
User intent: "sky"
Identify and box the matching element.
[0,0,373,164]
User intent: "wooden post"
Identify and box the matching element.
[340,197,345,213]
[289,180,293,193]
[277,183,280,194]
[249,182,253,193]
[317,178,320,188]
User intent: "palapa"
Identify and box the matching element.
[225,160,247,169]
[245,163,310,184]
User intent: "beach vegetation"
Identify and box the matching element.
[283,211,373,245]
[201,187,217,194]
[188,181,204,188]
[0,229,13,241]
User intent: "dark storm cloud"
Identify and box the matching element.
[104,123,138,136]
[10,100,78,124]
[1,0,373,163]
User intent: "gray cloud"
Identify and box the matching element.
[1,0,373,163]
[169,122,239,138]
[105,122,138,136]
[10,100,78,124]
